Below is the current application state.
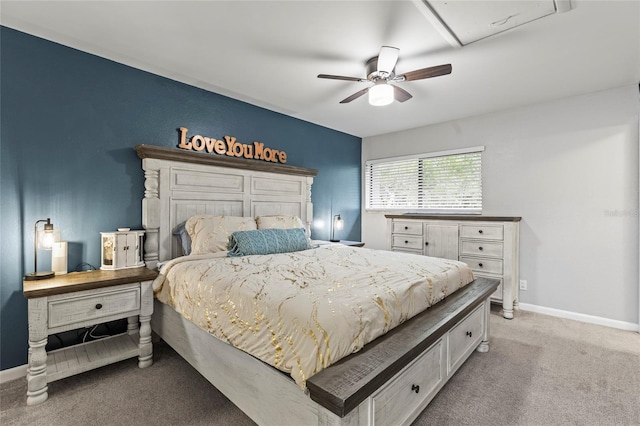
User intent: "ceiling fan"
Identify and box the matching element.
[317,46,452,106]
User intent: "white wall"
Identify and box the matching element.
[362,85,639,325]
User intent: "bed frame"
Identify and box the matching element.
[136,145,499,426]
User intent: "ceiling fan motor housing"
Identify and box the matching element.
[366,57,395,81]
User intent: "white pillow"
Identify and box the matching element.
[185,215,257,255]
[256,215,308,236]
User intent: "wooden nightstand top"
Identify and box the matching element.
[23,267,158,299]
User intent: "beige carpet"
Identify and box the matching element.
[2,307,639,426]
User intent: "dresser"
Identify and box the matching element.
[386,215,521,319]
[23,267,158,405]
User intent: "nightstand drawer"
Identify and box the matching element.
[460,240,503,258]
[48,285,140,329]
[392,235,424,251]
[392,221,423,235]
[460,225,504,240]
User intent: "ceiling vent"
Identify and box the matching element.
[418,0,572,47]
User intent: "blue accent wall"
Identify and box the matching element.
[0,27,361,370]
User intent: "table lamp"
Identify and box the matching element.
[24,218,57,280]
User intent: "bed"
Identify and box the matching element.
[136,144,499,426]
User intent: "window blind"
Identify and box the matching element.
[365,147,483,213]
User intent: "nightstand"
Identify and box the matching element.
[23,267,158,405]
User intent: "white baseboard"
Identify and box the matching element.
[518,303,639,332]
[0,364,27,384]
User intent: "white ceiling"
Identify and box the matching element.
[1,0,638,138]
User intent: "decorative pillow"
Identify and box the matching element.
[172,221,192,256]
[227,228,309,257]
[256,215,308,236]
[186,215,257,255]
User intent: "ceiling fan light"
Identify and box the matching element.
[369,84,394,106]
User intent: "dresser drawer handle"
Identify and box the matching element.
[478,246,483,251]
[466,331,473,337]
[411,384,420,394]
[95,303,103,310]
[404,226,408,230]
[478,229,483,234]
[478,263,483,268]
[405,240,408,244]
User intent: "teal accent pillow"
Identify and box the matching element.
[227,228,309,257]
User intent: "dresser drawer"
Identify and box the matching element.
[460,224,504,240]
[392,247,423,256]
[460,240,503,258]
[448,304,484,372]
[460,256,503,275]
[372,340,444,426]
[392,235,423,251]
[48,285,141,329]
[392,221,423,235]
[491,279,503,300]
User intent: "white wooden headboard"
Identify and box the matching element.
[136,145,317,269]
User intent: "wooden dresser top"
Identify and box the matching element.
[385,214,521,222]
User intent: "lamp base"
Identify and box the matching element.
[24,271,55,281]
[329,239,340,243]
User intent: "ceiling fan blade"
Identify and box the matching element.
[318,74,364,82]
[392,85,412,103]
[340,87,370,104]
[377,46,400,74]
[399,64,452,81]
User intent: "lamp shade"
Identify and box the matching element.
[369,83,394,106]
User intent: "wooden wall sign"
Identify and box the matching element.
[177,127,287,164]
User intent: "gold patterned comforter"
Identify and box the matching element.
[153,245,474,388]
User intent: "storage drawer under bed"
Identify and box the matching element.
[448,304,485,373]
[371,340,444,426]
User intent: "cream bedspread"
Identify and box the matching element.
[153,245,474,388]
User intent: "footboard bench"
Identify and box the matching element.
[153,277,498,426]
[307,277,498,424]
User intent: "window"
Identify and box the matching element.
[365,146,483,213]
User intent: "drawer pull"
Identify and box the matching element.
[478,263,483,268]
[95,303,103,310]
[425,242,429,246]
[478,229,483,234]
[478,246,483,251]
[405,240,408,244]
[404,226,408,230]
[411,384,420,394]
[466,331,473,337]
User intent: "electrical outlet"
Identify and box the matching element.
[519,280,528,290]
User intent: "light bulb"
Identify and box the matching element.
[41,231,55,249]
